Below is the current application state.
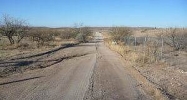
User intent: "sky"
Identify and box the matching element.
[0,0,187,27]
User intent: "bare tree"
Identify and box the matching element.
[16,25,29,43]
[164,28,186,50]
[0,15,29,44]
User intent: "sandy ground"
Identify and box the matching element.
[0,33,165,100]
[134,59,187,100]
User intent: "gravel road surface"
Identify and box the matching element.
[0,32,154,100]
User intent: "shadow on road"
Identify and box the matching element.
[10,43,78,60]
[0,52,89,77]
[0,53,89,68]
[0,76,43,86]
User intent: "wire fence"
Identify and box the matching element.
[123,36,186,63]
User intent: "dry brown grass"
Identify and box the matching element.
[104,38,158,66]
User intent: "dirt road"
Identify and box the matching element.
[0,32,153,100]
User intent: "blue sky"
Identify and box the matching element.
[0,0,187,27]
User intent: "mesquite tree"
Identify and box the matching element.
[0,15,29,44]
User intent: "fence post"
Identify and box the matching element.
[161,36,164,60]
[134,37,136,51]
[135,37,137,46]
[128,36,130,46]
[143,36,147,63]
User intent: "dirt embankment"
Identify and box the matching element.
[0,43,79,77]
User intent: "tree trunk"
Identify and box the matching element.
[8,36,14,44]
[17,36,24,43]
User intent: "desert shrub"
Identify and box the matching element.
[79,27,92,42]
[51,30,61,37]
[144,40,160,63]
[60,28,77,39]
[28,29,55,47]
[17,43,30,49]
[0,32,2,41]
[164,28,187,51]
[141,29,148,33]
[75,33,85,42]
[181,30,187,50]
[110,27,132,42]
[74,27,92,42]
